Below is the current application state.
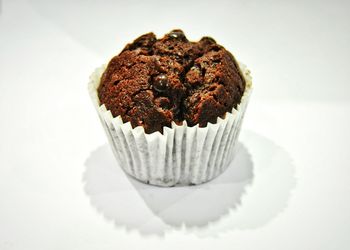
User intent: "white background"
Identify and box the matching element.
[1,0,349,249]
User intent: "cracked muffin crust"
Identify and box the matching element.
[98,29,246,134]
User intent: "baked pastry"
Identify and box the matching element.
[98,30,245,133]
[89,29,252,186]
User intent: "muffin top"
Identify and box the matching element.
[98,29,246,134]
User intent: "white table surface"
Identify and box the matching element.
[1,0,350,249]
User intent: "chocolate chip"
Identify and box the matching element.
[168,30,187,41]
[153,74,168,92]
[200,36,216,44]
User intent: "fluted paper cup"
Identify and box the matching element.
[88,63,252,186]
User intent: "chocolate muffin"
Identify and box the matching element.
[98,29,246,134]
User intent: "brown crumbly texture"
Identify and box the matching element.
[98,30,246,134]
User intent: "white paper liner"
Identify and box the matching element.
[88,63,252,186]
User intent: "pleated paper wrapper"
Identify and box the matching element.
[88,63,252,186]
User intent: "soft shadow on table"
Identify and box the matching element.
[83,130,296,236]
